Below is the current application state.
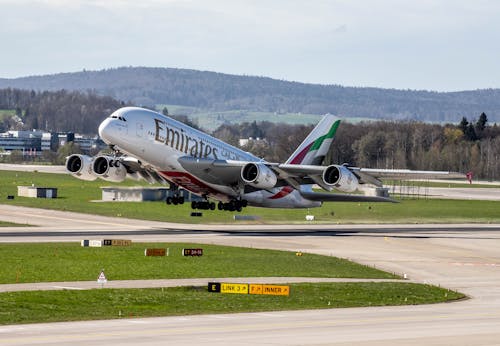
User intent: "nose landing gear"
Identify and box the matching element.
[166,195,185,205]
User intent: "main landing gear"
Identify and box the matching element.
[191,201,216,210]
[190,199,248,212]
[166,195,185,205]
[217,199,248,212]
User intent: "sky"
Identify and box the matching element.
[0,0,499,91]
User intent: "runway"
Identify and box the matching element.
[1,205,500,345]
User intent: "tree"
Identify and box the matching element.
[458,117,468,134]
[8,150,24,163]
[465,123,477,141]
[162,107,169,116]
[56,142,82,165]
[475,112,488,139]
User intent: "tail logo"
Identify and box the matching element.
[289,119,340,165]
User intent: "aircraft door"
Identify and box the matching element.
[136,122,143,138]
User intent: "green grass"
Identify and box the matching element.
[155,104,372,131]
[0,243,396,284]
[0,221,26,227]
[1,171,500,224]
[0,283,464,325]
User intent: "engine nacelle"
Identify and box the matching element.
[241,163,278,190]
[66,154,97,181]
[322,165,359,193]
[92,156,127,183]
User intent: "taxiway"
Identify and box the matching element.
[1,205,500,345]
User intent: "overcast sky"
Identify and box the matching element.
[1,0,499,91]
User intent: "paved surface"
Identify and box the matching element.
[0,277,407,293]
[1,206,500,345]
[419,187,500,201]
[0,163,65,174]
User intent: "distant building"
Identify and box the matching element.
[0,129,105,156]
[0,131,43,156]
[238,137,267,147]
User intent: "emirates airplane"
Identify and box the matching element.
[66,107,465,211]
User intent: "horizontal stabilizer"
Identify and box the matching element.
[300,191,398,203]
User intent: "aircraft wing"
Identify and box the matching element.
[178,156,466,188]
[177,157,246,186]
[177,157,329,188]
[350,168,467,187]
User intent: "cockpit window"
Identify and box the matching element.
[110,115,127,121]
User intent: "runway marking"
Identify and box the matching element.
[0,209,142,228]
[254,313,286,318]
[51,286,85,290]
[0,326,26,333]
[3,310,500,344]
[450,262,500,267]
[126,320,149,324]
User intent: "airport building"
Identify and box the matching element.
[0,130,106,156]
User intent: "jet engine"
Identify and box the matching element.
[66,154,97,181]
[241,163,277,190]
[92,156,127,182]
[322,165,359,193]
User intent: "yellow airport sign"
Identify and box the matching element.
[221,283,249,294]
[249,284,263,295]
[249,284,290,296]
[209,282,290,296]
[262,285,290,296]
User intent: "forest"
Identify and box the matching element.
[1,88,499,180]
[0,88,124,134]
[213,113,500,181]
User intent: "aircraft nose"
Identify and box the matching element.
[98,117,113,142]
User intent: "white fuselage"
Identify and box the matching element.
[99,107,320,208]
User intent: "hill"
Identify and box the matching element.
[1,67,499,122]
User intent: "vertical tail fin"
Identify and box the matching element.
[285,114,340,166]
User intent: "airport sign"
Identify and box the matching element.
[209,282,290,296]
[182,248,203,256]
[145,248,166,256]
[220,283,249,294]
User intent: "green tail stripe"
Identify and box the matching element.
[309,120,340,151]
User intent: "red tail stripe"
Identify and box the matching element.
[289,142,313,165]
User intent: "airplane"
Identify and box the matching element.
[66,107,466,211]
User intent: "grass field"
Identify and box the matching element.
[1,170,500,224]
[0,283,464,325]
[0,221,26,227]
[156,104,373,131]
[0,242,397,284]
